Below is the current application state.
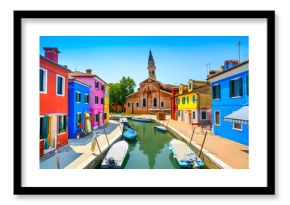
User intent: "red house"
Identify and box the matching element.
[170,87,178,120]
[39,48,71,157]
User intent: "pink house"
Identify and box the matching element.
[70,69,106,129]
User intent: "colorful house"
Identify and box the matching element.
[70,69,107,130]
[103,84,110,124]
[68,79,90,139]
[39,47,71,157]
[175,80,212,126]
[207,60,249,145]
[170,87,179,120]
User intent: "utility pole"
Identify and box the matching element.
[205,63,211,81]
[236,40,242,63]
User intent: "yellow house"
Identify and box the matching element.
[104,84,110,124]
[177,79,212,125]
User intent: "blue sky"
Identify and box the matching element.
[40,36,248,88]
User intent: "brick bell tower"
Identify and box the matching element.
[147,50,156,80]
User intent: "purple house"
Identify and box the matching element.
[70,69,106,129]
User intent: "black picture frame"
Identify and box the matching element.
[14,10,275,195]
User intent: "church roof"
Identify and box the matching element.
[148,50,154,62]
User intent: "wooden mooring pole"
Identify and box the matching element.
[188,127,196,146]
[199,131,208,158]
[103,127,110,146]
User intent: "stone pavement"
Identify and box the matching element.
[139,114,249,169]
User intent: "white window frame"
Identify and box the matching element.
[57,114,67,135]
[76,112,82,127]
[84,94,89,104]
[214,111,221,126]
[76,91,81,103]
[233,122,243,131]
[201,111,207,120]
[39,68,47,94]
[230,77,242,98]
[56,74,65,96]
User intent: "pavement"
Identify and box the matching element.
[139,114,249,169]
[40,120,122,169]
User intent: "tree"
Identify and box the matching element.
[109,76,136,110]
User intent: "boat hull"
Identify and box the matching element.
[131,117,151,123]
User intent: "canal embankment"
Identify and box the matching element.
[138,114,249,169]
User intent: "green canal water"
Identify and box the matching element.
[122,119,180,169]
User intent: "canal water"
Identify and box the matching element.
[122,119,180,169]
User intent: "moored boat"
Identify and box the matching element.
[169,139,204,168]
[101,140,129,169]
[154,125,167,132]
[123,127,137,141]
[119,117,129,125]
[131,117,151,123]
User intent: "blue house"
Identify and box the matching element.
[68,79,90,139]
[208,60,249,145]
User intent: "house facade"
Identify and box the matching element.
[175,80,212,126]
[70,69,107,130]
[68,79,90,139]
[104,84,110,124]
[125,50,176,114]
[39,48,71,157]
[208,60,249,145]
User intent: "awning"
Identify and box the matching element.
[224,106,249,124]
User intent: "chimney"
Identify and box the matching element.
[224,60,238,70]
[86,69,92,74]
[43,47,60,63]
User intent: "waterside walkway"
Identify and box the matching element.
[139,115,249,169]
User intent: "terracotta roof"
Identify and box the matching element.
[175,84,211,97]
[207,60,249,80]
[70,71,109,85]
[68,78,91,87]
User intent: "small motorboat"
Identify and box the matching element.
[123,126,137,141]
[101,140,129,169]
[154,125,167,132]
[119,117,129,125]
[131,117,151,123]
[169,139,204,169]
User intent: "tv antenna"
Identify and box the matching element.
[236,40,243,63]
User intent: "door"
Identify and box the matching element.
[192,110,198,124]
[188,112,191,124]
[98,113,103,127]
[48,115,57,149]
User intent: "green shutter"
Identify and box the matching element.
[40,116,49,139]
[217,85,220,99]
[239,78,243,96]
[229,81,233,97]
[40,69,44,91]
[246,75,249,95]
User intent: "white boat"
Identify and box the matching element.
[101,140,129,169]
[169,139,204,168]
[119,117,128,125]
[154,125,167,131]
[131,117,151,122]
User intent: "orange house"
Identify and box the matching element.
[39,48,71,157]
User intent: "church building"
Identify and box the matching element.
[125,50,177,114]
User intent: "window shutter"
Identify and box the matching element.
[239,78,243,96]
[229,81,233,97]
[217,85,220,99]
[40,116,49,139]
[40,69,44,91]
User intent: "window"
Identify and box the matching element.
[95,96,99,104]
[201,111,207,120]
[230,78,243,97]
[178,110,180,117]
[76,92,81,103]
[95,114,99,122]
[246,75,249,96]
[187,96,189,104]
[233,122,242,131]
[143,98,146,107]
[95,81,99,89]
[178,98,180,104]
[192,111,196,120]
[136,102,139,107]
[85,94,89,103]
[213,84,221,99]
[103,113,107,120]
[189,83,192,90]
[101,85,105,92]
[182,97,185,104]
[215,111,220,125]
[40,116,49,140]
[58,115,67,134]
[153,98,157,107]
[192,95,196,103]
[101,98,104,104]
[76,113,82,127]
[128,102,130,107]
[56,75,65,96]
[161,102,164,107]
[39,68,47,93]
